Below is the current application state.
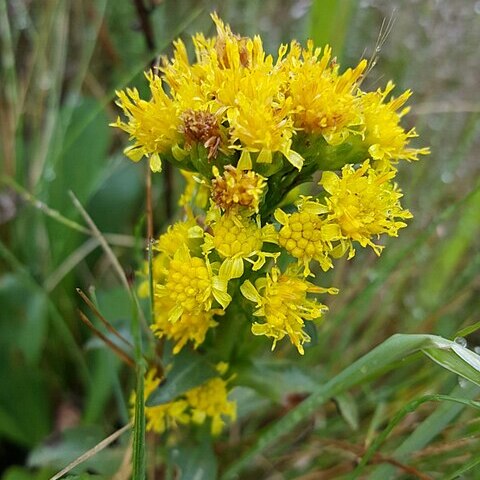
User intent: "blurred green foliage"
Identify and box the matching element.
[1,0,479,478]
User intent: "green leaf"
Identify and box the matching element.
[0,274,48,365]
[87,160,143,234]
[172,439,218,480]
[45,97,110,266]
[146,350,218,406]
[235,360,321,402]
[0,362,50,447]
[422,343,480,387]
[83,351,120,424]
[0,241,89,385]
[1,467,51,480]
[335,392,359,431]
[309,0,356,60]
[455,319,480,339]
[27,426,124,475]
[229,386,272,421]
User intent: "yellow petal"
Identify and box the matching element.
[219,257,244,280]
[172,144,188,161]
[149,153,162,172]
[257,149,272,164]
[124,145,144,162]
[240,280,261,304]
[273,208,289,225]
[237,150,252,170]
[284,149,304,170]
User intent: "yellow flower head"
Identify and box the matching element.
[286,41,366,145]
[140,219,203,301]
[182,14,304,169]
[360,81,430,168]
[137,250,169,299]
[133,369,190,434]
[136,368,235,435]
[185,376,237,435]
[226,72,300,166]
[155,218,204,258]
[155,245,231,322]
[151,300,221,354]
[211,165,266,214]
[275,198,343,276]
[180,109,222,160]
[320,160,413,257]
[149,220,230,352]
[241,267,338,354]
[111,72,180,172]
[160,36,210,112]
[114,13,426,187]
[212,12,254,69]
[203,207,278,281]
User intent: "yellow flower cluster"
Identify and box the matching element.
[211,165,266,213]
[203,206,279,280]
[320,160,413,257]
[119,14,428,435]
[125,14,428,357]
[112,14,428,176]
[147,220,230,353]
[241,267,338,354]
[135,368,236,435]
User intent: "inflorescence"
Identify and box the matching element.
[114,14,428,435]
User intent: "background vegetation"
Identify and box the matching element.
[1,0,479,478]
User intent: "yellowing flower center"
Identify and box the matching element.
[211,165,265,213]
[166,256,211,312]
[278,211,324,259]
[212,214,263,258]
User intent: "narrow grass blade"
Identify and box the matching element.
[444,452,480,480]
[77,288,133,350]
[41,0,108,186]
[78,310,134,368]
[69,190,130,292]
[417,179,480,310]
[2,176,137,248]
[132,362,146,480]
[369,383,479,479]
[309,0,356,59]
[48,423,131,480]
[0,0,18,108]
[351,393,480,478]
[130,289,147,479]
[44,238,99,292]
[221,334,480,479]
[455,319,480,339]
[68,192,148,477]
[2,177,90,234]
[0,240,90,384]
